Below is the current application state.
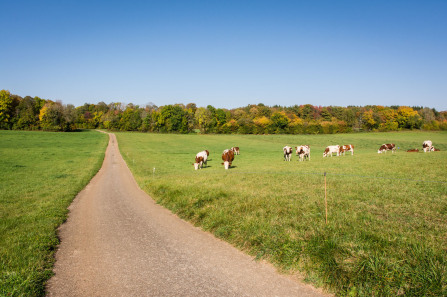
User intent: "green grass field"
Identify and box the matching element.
[0,130,108,296]
[116,131,447,296]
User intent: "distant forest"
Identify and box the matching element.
[1,89,446,134]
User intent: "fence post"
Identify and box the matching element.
[324,172,327,224]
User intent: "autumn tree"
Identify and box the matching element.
[39,101,69,131]
[396,106,422,129]
[362,110,377,130]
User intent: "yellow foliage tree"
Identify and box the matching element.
[253,116,272,127]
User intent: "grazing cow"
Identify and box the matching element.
[433,148,440,151]
[196,150,208,167]
[283,146,293,161]
[221,149,235,169]
[422,140,433,153]
[323,145,340,157]
[231,147,240,155]
[378,143,396,154]
[407,149,419,152]
[295,145,310,161]
[193,155,204,170]
[339,144,354,156]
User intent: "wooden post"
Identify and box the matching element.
[324,172,327,224]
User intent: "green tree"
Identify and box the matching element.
[195,107,213,133]
[159,105,187,133]
[0,90,13,129]
[14,96,39,129]
[270,111,290,132]
[119,106,143,131]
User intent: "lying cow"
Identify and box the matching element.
[196,150,208,167]
[407,149,419,152]
[378,143,396,154]
[231,147,240,155]
[193,155,204,170]
[283,146,293,161]
[431,147,440,151]
[221,149,235,170]
[339,144,354,156]
[323,145,340,157]
[423,140,433,153]
[295,145,310,161]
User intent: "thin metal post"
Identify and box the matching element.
[324,172,327,224]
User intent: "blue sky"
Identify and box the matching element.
[2,0,446,110]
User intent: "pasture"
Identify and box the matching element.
[116,131,447,296]
[0,130,108,296]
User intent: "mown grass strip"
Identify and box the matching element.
[116,131,447,296]
[0,130,108,296]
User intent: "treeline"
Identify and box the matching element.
[1,89,446,133]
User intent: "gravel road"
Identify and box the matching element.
[46,133,329,296]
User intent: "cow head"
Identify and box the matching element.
[193,162,200,170]
[221,161,231,169]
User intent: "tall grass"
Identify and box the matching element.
[0,130,108,296]
[116,131,447,296]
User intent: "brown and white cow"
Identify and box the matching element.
[193,155,204,170]
[323,145,340,157]
[295,145,310,161]
[407,149,419,152]
[432,147,440,151]
[283,146,293,161]
[231,147,240,155]
[339,144,354,156]
[422,140,433,153]
[196,150,208,167]
[221,149,235,170]
[378,143,396,154]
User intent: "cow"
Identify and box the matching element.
[323,145,340,157]
[283,146,293,161]
[433,148,440,151]
[339,144,354,156]
[196,150,208,167]
[193,155,204,170]
[221,149,235,170]
[423,140,433,153]
[407,149,419,152]
[378,143,396,154]
[295,145,310,161]
[231,147,240,155]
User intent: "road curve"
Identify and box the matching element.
[47,133,329,297]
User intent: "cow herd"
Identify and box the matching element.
[193,147,239,170]
[194,140,440,170]
[407,140,440,152]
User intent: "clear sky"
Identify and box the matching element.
[2,0,446,110]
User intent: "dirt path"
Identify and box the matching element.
[46,133,329,296]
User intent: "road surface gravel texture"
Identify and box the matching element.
[47,133,329,297]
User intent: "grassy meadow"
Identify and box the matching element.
[0,130,108,296]
[116,131,447,296]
